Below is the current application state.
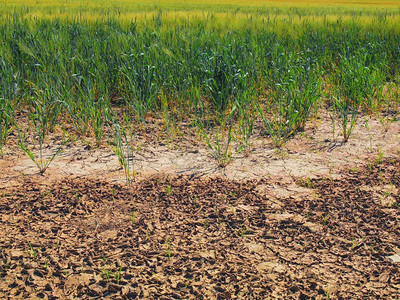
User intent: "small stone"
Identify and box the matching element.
[10,250,25,259]
[387,254,400,263]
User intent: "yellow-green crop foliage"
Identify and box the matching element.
[2,0,400,22]
[1,0,400,35]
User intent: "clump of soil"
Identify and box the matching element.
[0,160,399,299]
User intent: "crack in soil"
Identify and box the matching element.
[0,159,399,299]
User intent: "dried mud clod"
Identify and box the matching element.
[0,161,400,299]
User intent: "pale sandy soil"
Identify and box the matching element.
[1,112,399,190]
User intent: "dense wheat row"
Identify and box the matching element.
[1,5,400,178]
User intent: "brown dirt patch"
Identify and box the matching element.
[1,159,399,299]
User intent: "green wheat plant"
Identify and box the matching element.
[331,92,359,143]
[234,94,256,153]
[17,85,63,174]
[112,122,135,185]
[0,56,20,158]
[0,98,14,158]
[18,130,62,174]
[0,13,397,163]
[258,49,321,147]
[331,49,385,142]
[196,106,235,167]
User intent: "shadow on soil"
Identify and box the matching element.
[0,160,399,299]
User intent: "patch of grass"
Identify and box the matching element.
[26,242,38,259]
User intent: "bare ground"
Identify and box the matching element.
[0,114,399,299]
